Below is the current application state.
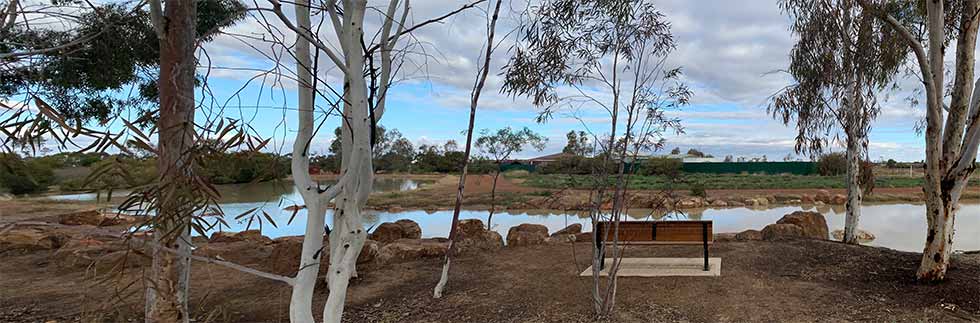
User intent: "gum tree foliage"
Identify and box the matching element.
[475,126,546,228]
[562,130,591,156]
[503,0,688,316]
[0,0,246,128]
[855,0,980,281]
[771,0,906,244]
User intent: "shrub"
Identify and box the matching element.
[689,182,707,198]
[642,157,682,176]
[816,152,847,176]
[0,154,48,194]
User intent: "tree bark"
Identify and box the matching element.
[843,131,863,244]
[147,0,196,322]
[433,0,502,299]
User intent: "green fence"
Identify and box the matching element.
[499,163,537,173]
[680,161,817,175]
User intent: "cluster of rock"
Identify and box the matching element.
[731,211,829,241]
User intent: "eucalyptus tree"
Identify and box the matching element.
[0,1,246,321]
[771,0,905,244]
[503,0,687,315]
[856,0,980,281]
[432,0,503,300]
[474,126,546,228]
[263,0,483,321]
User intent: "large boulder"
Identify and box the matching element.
[831,229,877,243]
[830,194,847,205]
[455,219,503,253]
[550,223,583,243]
[761,223,806,240]
[269,236,306,274]
[815,190,832,203]
[735,229,762,241]
[58,210,103,226]
[370,219,422,243]
[0,227,68,251]
[575,232,593,242]
[209,230,272,244]
[376,238,449,264]
[776,211,829,240]
[506,223,549,247]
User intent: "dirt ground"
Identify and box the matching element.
[2,222,979,322]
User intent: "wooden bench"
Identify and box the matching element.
[595,220,713,271]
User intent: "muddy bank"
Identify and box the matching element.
[360,174,978,212]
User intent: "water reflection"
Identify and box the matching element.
[211,202,979,253]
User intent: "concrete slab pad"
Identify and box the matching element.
[579,257,721,277]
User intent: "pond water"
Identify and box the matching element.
[212,202,980,253]
[43,179,980,253]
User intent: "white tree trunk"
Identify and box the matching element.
[288,0,329,321]
[843,135,863,244]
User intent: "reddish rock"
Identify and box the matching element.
[832,229,877,243]
[800,194,815,204]
[815,190,832,203]
[776,211,829,240]
[0,227,68,251]
[506,223,549,247]
[575,232,593,242]
[455,219,503,253]
[761,223,806,240]
[58,210,103,226]
[209,230,271,244]
[371,219,422,243]
[552,224,582,236]
[830,194,847,205]
[376,238,449,264]
[735,229,763,241]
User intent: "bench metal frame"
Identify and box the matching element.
[595,220,712,271]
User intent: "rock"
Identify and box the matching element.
[788,199,802,204]
[395,219,422,240]
[269,236,305,274]
[678,199,700,208]
[196,240,273,266]
[552,224,582,236]
[455,219,503,253]
[58,210,103,226]
[744,199,760,207]
[761,223,806,240]
[727,200,745,207]
[506,223,549,247]
[209,230,271,244]
[711,199,728,207]
[358,240,380,264]
[0,227,68,251]
[766,196,777,204]
[376,238,449,264]
[816,190,831,203]
[735,229,763,241]
[756,197,770,206]
[575,232,593,242]
[830,194,847,205]
[775,211,829,240]
[814,201,825,206]
[371,219,422,243]
[99,213,138,226]
[714,233,737,242]
[831,229,877,243]
[801,194,815,204]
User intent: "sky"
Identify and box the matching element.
[194,0,932,162]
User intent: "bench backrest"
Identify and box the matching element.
[595,220,712,244]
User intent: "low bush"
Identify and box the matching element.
[817,152,847,176]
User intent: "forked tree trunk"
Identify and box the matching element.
[147,0,196,322]
[842,132,863,244]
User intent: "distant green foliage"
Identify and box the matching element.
[0,153,56,194]
[641,157,682,176]
[539,156,606,174]
[197,152,289,185]
[522,173,976,191]
[817,152,847,176]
